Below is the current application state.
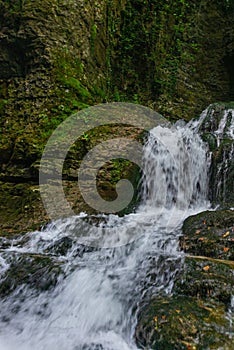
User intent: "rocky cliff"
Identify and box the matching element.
[0,0,234,232]
[111,0,234,119]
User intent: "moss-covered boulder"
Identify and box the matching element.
[135,295,233,350]
[174,256,234,305]
[180,210,234,260]
[136,252,234,349]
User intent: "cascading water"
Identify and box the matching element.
[197,105,234,206]
[0,116,211,350]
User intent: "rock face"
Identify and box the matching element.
[112,0,234,119]
[0,0,109,181]
[0,0,143,233]
[197,103,234,208]
[0,1,233,233]
[0,0,234,182]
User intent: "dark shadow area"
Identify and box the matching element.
[0,39,27,79]
[224,53,234,100]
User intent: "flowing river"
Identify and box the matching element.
[0,116,211,350]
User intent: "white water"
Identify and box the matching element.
[206,107,234,204]
[0,119,211,350]
[214,109,234,146]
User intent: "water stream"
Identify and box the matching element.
[0,118,211,350]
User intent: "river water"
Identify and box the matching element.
[0,117,211,350]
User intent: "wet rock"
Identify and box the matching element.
[45,236,96,258]
[79,344,104,350]
[45,237,73,256]
[0,253,63,297]
[180,210,234,260]
[210,139,234,207]
[135,296,234,350]
[174,257,234,305]
[136,208,234,349]
[136,253,234,349]
[198,103,234,207]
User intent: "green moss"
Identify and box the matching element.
[63,123,143,215]
[0,182,40,221]
[225,101,234,109]
[0,99,8,114]
[136,296,233,350]
[90,23,97,53]
[181,210,234,260]
[201,133,217,151]
[174,257,234,304]
[110,0,198,104]
[0,253,63,296]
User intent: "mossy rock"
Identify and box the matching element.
[44,236,95,258]
[44,236,74,256]
[197,104,234,207]
[174,256,234,305]
[209,140,234,207]
[136,208,234,350]
[180,210,234,260]
[0,253,63,297]
[200,133,217,152]
[135,295,233,350]
[0,182,48,235]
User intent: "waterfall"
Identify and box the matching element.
[141,124,209,211]
[0,116,210,350]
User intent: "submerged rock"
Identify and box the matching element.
[0,253,63,297]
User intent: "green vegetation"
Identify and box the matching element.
[136,295,234,350]
[110,1,197,104]
[0,0,233,230]
[0,3,233,348]
[90,23,97,54]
